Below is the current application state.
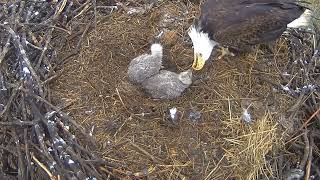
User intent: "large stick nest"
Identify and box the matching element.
[0,0,319,179]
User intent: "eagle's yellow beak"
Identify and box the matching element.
[192,53,205,70]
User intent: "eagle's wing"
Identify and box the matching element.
[199,0,305,51]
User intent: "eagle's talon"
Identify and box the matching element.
[217,47,233,59]
[217,54,224,60]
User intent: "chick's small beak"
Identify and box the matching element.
[192,53,205,70]
[187,68,193,75]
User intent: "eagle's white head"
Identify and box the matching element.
[188,25,218,70]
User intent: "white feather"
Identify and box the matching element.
[169,107,177,120]
[241,108,252,123]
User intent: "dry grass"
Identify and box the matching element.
[309,0,320,14]
[221,112,281,179]
[50,1,307,179]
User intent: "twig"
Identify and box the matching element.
[73,2,92,20]
[0,35,11,65]
[36,27,54,70]
[300,106,320,129]
[0,120,36,126]
[10,0,17,31]
[70,0,91,19]
[61,1,73,25]
[23,23,72,34]
[25,1,35,23]
[65,147,103,179]
[58,22,92,66]
[12,130,26,179]
[41,70,64,85]
[31,155,56,180]
[115,88,128,112]
[24,129,34,180]
[34,124,50,158]
[0,88,18,118]
[129,141,158,163]
[17,1,25,24]
[304,132,313,180]
[57,0,68,16]
[299,131,310,170]
[205,155,226,180]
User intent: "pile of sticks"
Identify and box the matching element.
[281,24,320,179]
[253,13,319,178]
[0,0,120,179]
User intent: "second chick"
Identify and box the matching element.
[142,69,193,100]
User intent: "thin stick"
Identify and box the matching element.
[32,155,55,180]
[58,22,92,66]
[299,131,309,170]
[0,35,11,65]
[300,106,320,129]
[227,98,232,120]
[24,129,34,180]
[36,27,54,70]
[205,155,226,180]
[129,141,158,163]
[41,71,63,85]
[0,120,36,126]
[116,88,127,110]
[304,133,313,180]
[13,130,26,179]
[0,88,18,118]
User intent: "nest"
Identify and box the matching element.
[0,0,319,179]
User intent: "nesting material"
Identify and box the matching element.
[142,69,192,100]
[52,0,319,179]
[127,43,163,84]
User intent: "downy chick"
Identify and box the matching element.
[142,69,192,100]
[127,43,163,84]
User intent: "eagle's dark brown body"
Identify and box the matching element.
[197,0,306,52]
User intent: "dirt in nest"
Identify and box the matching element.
[51,1,300,179]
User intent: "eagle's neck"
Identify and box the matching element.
[188,24,217,46]
[287,9,312,29]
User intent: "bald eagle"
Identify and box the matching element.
[189,0,307,70]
